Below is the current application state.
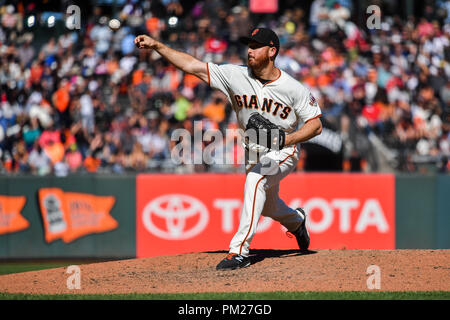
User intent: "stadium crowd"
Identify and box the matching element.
[0,0,449,175]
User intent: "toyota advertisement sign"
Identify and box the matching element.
[137,174,395,258]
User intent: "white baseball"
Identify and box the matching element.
[109,19,121,30]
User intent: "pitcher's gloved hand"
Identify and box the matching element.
[245,112,286,151]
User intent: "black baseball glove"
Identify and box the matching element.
[245,112,285,151]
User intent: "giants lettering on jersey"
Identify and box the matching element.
[234,95,292,120]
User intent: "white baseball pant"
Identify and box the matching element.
[229,145,305,257]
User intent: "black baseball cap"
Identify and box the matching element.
[239,28,280,55]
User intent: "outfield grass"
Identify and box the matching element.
[0,263,77,275]
[0,291,449,300]
[0,260,111,276]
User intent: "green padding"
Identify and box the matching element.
[0,175,136,259]
[395,175,436,249]
[436,175,450,249]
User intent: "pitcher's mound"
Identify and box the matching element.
[1,249,449,295]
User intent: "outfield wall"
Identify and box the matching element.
[0,176,136,259]
[0,174,448,259]
[396,175,450,249]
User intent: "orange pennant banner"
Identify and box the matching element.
[38,188,118,243]
[0,195,29,235]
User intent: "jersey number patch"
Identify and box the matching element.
[309,93,318,107]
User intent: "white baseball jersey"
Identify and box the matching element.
[206,62,322,138]
[207,62,322,257]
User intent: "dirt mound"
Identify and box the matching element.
[0,250,449,294]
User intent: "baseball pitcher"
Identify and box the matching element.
[135,27,322,270]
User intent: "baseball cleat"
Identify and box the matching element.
[293,208,310,252]
[216,253,251,270]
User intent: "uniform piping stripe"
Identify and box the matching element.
[263,68,282,86]
[238,145,297,255]
[279,145,297,166]
[206,62,211,86]
[239,175,265,255]
[305,114,322,123]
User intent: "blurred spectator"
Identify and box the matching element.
[65,143,83,173]
[28,141,51,175]
[84,150,101,173]
[18,37,35,67]
[309,0,328,37]
[79,91,95,134]
[0,0,448,175]
[203,95,226,125]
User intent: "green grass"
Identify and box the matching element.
[0,263,74,275]
[0,260,109,276]
[0,291,449,300]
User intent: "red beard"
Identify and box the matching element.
[248,54,270,70]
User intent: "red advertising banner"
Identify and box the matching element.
[137,173,395,258]
[249,0,278,13]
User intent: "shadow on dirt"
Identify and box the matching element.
[206,249,317,267]
[248,249,317,266]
